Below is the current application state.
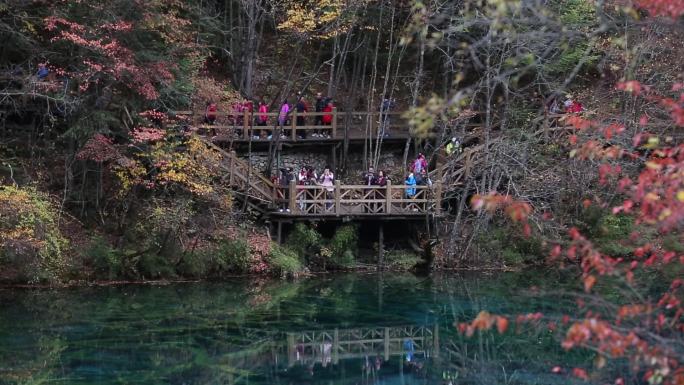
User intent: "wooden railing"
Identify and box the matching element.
[175,110,409,141]
[200,138,442,217]
[275,180,442,216]
[285,325,438,366]
[203,140,275,205]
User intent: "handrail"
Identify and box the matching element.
[199,138,443,217]
[274,181,441,216]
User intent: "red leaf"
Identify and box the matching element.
[583,275,597,292]
[496,316,509,334]
[572,367,589,381]
[617,80,643,95]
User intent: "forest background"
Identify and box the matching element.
[0,0,682,285]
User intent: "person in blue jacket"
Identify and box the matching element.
[405,172,417,198]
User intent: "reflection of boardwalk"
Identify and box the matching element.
[285,325,439,366]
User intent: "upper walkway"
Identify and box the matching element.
[175,109,412,144]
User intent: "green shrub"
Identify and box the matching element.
[385,251,424,270]
[599,214,634,240]
[599,241,633,259]
[177,250,212,278]
[286,223,322,259]
[268,244,303,278]
[663,235,684,253]
[329,225,358,268]
[138,252,176,279]
[85,235,122,279]
[213,238,251,273]
[476,225,544,266]
[555,0,597,26]
[0,186,69,283]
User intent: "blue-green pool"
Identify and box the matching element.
[0,272,589,384]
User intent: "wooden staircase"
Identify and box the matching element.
[202,140,276,214]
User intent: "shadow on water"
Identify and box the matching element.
[0,271,591,385]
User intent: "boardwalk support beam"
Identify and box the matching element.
[378,223,384,271]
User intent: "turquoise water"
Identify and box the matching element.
[0,273,588,384]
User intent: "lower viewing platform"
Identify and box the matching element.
[270,183,442,219]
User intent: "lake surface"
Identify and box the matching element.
[0,272,590,385]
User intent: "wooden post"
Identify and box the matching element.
[243,110,249,139]
[332,107,338,138]
[435,181,443,215]
[334,180,341,214]
[277,221,282,244]
[333,328,339,364]
[385,180,392,214]
[287,332,296,367]
[384,327,390,361]
[433,324,440,357]
[289,179,296,212]
[228,151,235,185]
[378,223,384,271]
[291,110,297,141]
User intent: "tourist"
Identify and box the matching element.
[411,153,428,175]
[279,99,290,138]
[233,100,244,130]
[322,99,334,138]
[295,94,308,138]
[36,63,49,80]
[319,167,335,211]
[417,169,431,187]
[306,166,318,183]
[279,167,294,212]
[298,167,309,184]
[403,338,416,362]
[376,170,388,187]
[257,99,268,139]
[374,170,388,212]
[257,99,268,125]
[445,137,461,156]
[415,168,423,185]
[564,95,584,113]
[204,101,217,125]
[405,172,417,198]
[297,167,309,210]
[362,166,376,186]
[547,96,563,114]
[313,92,326,137]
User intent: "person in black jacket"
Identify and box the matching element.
[362,167,376,213]
[279,167,294,212]
[313,92,326,137]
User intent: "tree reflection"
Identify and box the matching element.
[0,273,591,384]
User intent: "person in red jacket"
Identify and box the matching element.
[564,95,584,113]
[204,101,217,124]
[322,99,334,138]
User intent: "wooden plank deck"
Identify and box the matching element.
[272,181,442,218]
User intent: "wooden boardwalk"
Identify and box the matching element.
[284,324,439,367]
[177,109,411,143]
[205,140,442,219]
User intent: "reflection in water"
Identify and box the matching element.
[0,273,589,385]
